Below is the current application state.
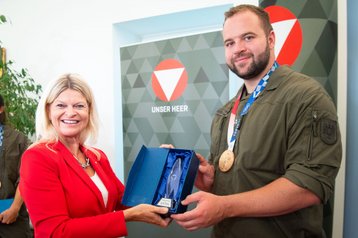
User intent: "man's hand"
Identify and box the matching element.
[0,206,19,224]
[194,154,215,192]
[171,191,225,231]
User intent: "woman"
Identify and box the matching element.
[0,94,33,238]
[19,74,170,238]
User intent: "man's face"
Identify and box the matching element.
[223,11,274,80]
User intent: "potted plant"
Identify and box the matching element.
[1,14,42,136]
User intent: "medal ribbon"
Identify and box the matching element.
[0,124,3,147]
[227,61,279,151]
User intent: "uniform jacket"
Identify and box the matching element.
[0,125,29,199]
[0,125,32,238]
[209,66,342,238]
[20,141,128,238]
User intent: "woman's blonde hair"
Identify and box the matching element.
[36,73,99,144]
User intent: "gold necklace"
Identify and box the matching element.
[73,155,90,169]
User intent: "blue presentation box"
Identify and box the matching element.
[122,145,199,214]
[0,198,14,213]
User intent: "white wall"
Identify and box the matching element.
[0,0,251,167]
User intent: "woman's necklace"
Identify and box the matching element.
[73,154,90,169]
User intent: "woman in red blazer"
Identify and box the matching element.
[19,73,170,238]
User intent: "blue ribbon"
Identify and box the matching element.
[229,61,279,144]
[0,124,4,147]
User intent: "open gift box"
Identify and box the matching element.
[122,145,199,214]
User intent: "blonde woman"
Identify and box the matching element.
[20,74,169,238]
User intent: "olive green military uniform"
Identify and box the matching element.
[209,66,342,238]
[0,125,32,238]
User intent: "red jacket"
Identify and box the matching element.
[19,141,128,238]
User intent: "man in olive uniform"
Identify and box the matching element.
[0,94,33,238]
[171,4,342,238]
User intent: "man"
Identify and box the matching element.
[170,4,342,238]
[0,94,33,237]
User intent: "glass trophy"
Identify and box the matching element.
[157,157,182,208]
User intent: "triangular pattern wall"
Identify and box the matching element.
[261,0,338,103]
[120,31,229,177]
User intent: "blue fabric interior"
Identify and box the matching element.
[153,149,191,213]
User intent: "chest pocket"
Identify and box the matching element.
[3,143,22,183]
[210,108,230,164]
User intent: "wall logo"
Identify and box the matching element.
[265,6,303,66]
[152,59,188,102]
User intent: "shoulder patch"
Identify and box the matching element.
[320,119,337,145]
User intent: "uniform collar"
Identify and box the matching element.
[264,65,287,91]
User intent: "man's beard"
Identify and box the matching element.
[228,43,270,80]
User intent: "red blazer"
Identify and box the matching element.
[19,141,128,238]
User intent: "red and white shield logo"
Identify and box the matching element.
[152,59,188,102]
[265,6,303,66]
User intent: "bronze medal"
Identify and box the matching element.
[219,150,234,172]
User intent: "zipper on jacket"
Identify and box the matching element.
[216,109,230,131]
[307,110,318,160]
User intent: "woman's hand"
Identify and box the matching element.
[123,204,171,227]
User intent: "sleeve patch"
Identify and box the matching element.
[320,119,337,145]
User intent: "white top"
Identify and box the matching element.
[90,172,109,207]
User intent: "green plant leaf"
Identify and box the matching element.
[1,15,42,136]
[0,15,7,24]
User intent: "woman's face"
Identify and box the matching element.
[48,89,89,141]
